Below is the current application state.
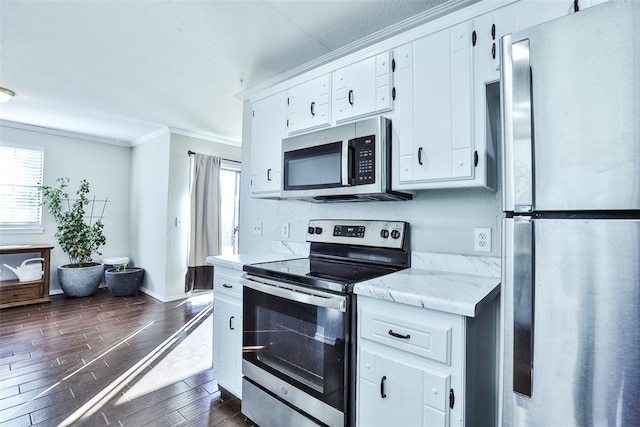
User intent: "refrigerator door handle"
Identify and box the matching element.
[513,216,534,397]
[504,37,534,213]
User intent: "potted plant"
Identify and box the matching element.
[105,262,145,297]
[39,178,107,297]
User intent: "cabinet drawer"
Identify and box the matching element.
[0,282,41,304]
[214,272,242,298]
[360,307,452,364]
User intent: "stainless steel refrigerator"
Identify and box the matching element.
[500,1,640,426]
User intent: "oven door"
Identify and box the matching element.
[241,275,349,426]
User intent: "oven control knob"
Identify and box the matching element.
[380,229,389,238]
[315,227,323,235]
[391,229,401,239]
[308,226,315,234]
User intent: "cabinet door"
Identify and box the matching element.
[250,92,285,198]
[286,74,331,134]
[358,347,450,427]
[393,21,479,190]
[214,295,243,398]
[333,52,392,123]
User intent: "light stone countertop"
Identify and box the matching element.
[354,252,501,317]
[205,252,304,271]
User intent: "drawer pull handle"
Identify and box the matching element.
[222,284,233,289]
[388,329,411,339]
[380,375,387,399]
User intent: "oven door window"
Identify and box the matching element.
[283,141,344,190]
[243,285,347,411]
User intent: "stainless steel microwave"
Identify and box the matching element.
[281,116,412,202]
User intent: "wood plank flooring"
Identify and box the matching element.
[0,289,253,426]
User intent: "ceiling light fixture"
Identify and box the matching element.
[0,87,16,103]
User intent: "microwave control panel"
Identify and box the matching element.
[352,135,375,185]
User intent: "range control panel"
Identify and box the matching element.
[306,219,408,249]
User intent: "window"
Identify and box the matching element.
[220,162,241,255]
[0,145,45,231]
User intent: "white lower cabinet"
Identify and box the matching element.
[356,296,498,427]
[213,268,243,398]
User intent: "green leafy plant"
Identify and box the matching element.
[115,262,129,273]
[39,177,107,266]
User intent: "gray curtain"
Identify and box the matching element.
[185,153,221,292]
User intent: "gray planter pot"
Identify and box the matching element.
[105,267,145,297]
[58,263,104,297]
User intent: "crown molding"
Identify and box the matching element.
[0,119,128,146]
[130,127,170,147]
[167,126,242,147]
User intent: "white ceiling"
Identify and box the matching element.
[0,0,464,146]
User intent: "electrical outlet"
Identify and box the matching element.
[281,223,290,239]
[474,228,492,252]
[251,221,263,236]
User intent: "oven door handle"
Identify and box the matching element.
[240,277,347,312]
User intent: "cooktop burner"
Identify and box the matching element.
[244,257,401,293]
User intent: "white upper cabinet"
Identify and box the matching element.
[250,92,285,198]
[393,22,478,190]
[332,51,393,124]
[286,74,331,135]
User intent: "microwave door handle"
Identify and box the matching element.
[341,140,350,186]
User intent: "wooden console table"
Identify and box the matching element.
[0,244,54,309]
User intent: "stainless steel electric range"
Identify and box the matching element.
[240,219,410,427]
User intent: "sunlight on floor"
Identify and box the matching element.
[58,294,215,426]
[120,310,213,402]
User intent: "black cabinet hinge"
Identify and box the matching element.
[286,119,289,128]
[252,110,255,117]
[449,389,455,409]
[287,97,290,105]
[392,58,396,72]
[472,30,477,46]
[392,87,396,101]
[574,0,579,12]
[474,150,479,167]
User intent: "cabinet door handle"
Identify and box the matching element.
[229,316,235,330]
[348,89,354,106]
[388,329,411,339]
[380,376,387,398]
[310,101,315,116]
[418,147,424,165]
[222,283,233,289]
[267,168,272,181]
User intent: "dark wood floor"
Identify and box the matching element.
[0,289,252,426]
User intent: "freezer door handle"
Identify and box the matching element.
[513,216,534,397]
[502,35,534,212]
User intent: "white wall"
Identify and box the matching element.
[238,100,503,257]
[0,124,131,293]
[130,131,171,300]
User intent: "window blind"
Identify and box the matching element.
[0,145,44,228]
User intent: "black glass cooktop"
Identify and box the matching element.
[243,257,402,294]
